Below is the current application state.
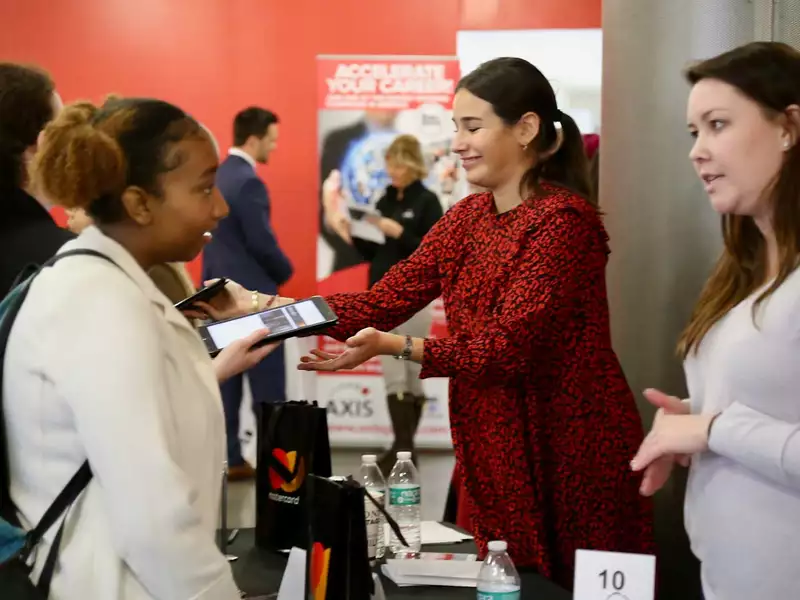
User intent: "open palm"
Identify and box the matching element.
[298,328,383,372]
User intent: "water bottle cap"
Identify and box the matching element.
[396,451,412,461]
[361,454,377,464]
[487,540,507,552]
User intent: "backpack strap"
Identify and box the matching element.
[0,249,120,551]
[18,461,92,562]
[35,509,69,596]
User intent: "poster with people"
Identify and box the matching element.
[315,55,465,448]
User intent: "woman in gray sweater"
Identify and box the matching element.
[631,42,800,599]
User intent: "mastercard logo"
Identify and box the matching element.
[268,449,306,493]
[310,542,331,600]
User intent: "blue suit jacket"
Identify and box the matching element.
[203,155,293,294]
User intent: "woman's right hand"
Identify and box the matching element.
[638,389,692,496]
[189,279,295,321]
[213,329,280,383]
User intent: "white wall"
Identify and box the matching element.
[456,29,603,133]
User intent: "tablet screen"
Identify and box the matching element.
[206,300,326,349]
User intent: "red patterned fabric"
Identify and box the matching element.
[324,184,654,589]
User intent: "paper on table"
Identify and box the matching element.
[422,521,473,543]
[381,555,480,588]
[350,218,385,244]
[383,521,473,545]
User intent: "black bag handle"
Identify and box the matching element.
[0,249,122,590]
[364,486,409,548]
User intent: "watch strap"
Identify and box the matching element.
[400,335,413,360]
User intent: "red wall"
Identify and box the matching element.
[1,0,600,298]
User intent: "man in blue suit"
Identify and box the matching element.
[203,107,293,480]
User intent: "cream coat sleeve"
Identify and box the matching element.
[44,279,240,600]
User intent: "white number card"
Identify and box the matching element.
[573,549,656,600]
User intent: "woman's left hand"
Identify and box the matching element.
[297,327,392,371]
[631,413,716,472]
[367,215,404,239]
[213,329,281,383]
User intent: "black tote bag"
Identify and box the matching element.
[255,401,332,551]
[306,476,373,600]
[306,475,409,600]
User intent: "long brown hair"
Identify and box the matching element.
[678,42,800,358]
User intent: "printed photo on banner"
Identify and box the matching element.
[315,55,464,449]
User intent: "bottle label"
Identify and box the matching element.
[476,590,520,600]
[364,490,384,560]
[389,484,420,506]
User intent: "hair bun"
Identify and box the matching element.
[31,101,126,210]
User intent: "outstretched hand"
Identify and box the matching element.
[297,327,387,372]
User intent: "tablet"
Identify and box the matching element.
[198,296,338,355]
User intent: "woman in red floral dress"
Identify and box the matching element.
[210,57,654,589]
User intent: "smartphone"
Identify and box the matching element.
[174,278,228,312]
[198,296,338,355]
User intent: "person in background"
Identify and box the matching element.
[319,109,398,274]
[346,133,443,475]
[204,57,654,588]
[631,42,800,600]
[66,207,197,304]
[203,106,293,480]
[5,97,277,600]
[0,62,69,298]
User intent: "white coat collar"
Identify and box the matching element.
[61,226,196,336]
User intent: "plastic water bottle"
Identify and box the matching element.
[387,450,421,554]
[476,540,521,600]
[360,454,387,563]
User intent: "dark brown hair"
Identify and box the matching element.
[233,106,278,146]
[456,57,592,203]
[31,97,202,224]
[0,63,55,191]
[678,42,800,357]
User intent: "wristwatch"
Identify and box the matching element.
[394,335,413,361]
